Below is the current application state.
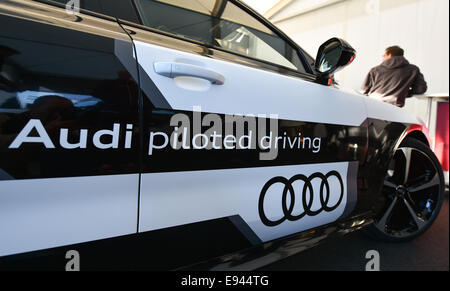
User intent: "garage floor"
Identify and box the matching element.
[260,190,449,271]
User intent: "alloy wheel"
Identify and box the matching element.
[374,144,443,239]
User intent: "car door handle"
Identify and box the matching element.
[154,62,225,85]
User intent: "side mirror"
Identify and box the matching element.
[315,38,356,85]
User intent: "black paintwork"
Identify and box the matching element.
[0,0,415,270]
[139,110,367,172]
[0,2,141,180]
[0,212,375,271]
[0,216,254,271]
[181,213,374,271]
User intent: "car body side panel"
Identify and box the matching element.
[123,23,418,255]
[139,161,356,243]
[0,1,140,257]
[132,40,368,126]
[122,26,371,245]
[364,95,419,125]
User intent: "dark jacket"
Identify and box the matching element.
[361,56,427,107]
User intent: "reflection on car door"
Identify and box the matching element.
[0,2,140,257]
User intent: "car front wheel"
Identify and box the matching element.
[367,137,445,242]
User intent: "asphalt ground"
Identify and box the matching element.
[260,189,449,271]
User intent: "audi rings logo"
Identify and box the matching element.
[258,171,344,227]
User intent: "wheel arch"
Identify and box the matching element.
[395,122,431,151]
[406,129,430,147]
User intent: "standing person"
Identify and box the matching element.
[361,46,427,107]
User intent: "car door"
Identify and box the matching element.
[120,0,370,262]
[0,1,140,257]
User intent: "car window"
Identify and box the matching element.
[133,0,305,72]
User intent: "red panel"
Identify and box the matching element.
[435,102,449,171]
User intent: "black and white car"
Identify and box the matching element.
[0,0,445,270]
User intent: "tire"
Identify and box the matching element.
[366,137,445,242]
